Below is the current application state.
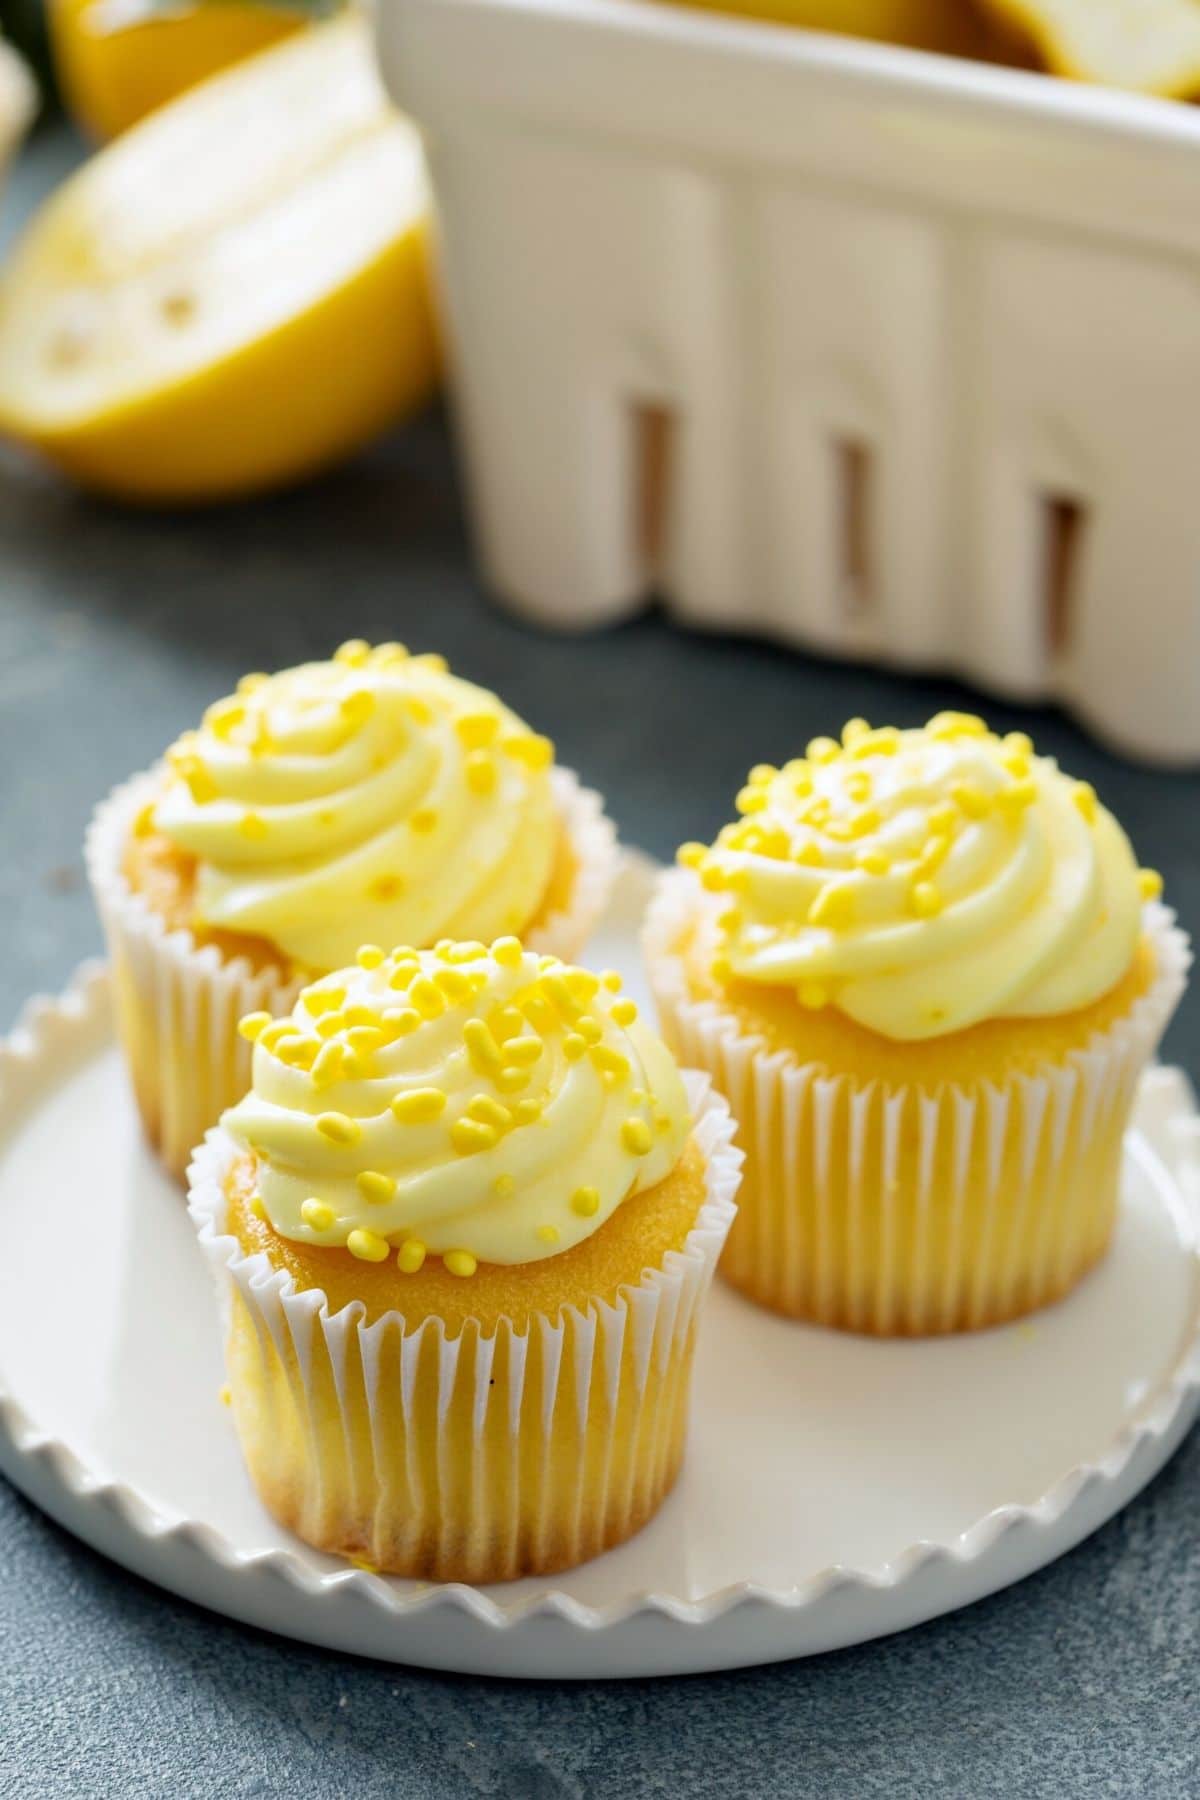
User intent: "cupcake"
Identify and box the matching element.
[86,640,617,1182]
[188,939,739,1581]
[645,713,1189,1335]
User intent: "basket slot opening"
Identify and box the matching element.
[834,437,874,625]
[1039,491,1085,661]
[632,401,674,584]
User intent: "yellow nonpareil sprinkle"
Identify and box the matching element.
[699,860,729,893]
[736,785,768,815]
[316,1112,361,1146]
[809,882,855,930]
[1139,868,1163,901]
[357,1169,396,1204]
[1073,782,1098,824]
[536,1224,560,1246]
[590,1044,630,1081]
[456,712,499,749]
[1003,731,1034,758]
[493,1174,516,1198]
[842,717,871,745]
[563,1033,588,1061]
[610,998,638,1027]
[409,976,446,1020]
[807,736,840,765]
[951,782,992,820]
[677,842,707,870]
[238,810,268,841]
[1001,750,1032,780]
[301,1197,335,1231]
[391,1087,447,1123]
[600,970,623,992]
[334,639,370,667]
[492,936,523,969]
[572,1186,600,1217]
[465,750,497,794]
[468,1094,513,1131]
[356,944,384,970]
[444,1249,478,1278]
[410,807,438,833]
[798,981,828,1010]
[452,1118,497,1154]
[238,1011,272,1042]
[348,1228,389,1263]
[622,1118,653,1156]
[910,881,943,918]
[504,733,553,771]
[397,1238,427,1274]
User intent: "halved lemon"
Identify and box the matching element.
[650,0,991,55]
[48,0,305,142]
[0,16,438,503]
[977,0,1200,93]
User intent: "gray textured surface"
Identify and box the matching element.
[1,127,1199,1799]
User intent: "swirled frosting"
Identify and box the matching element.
[151,641,559,971]
[223,939,690,1269]
[680,713,1161,1042]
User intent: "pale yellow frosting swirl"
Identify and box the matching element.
[152,641,559,971]
[684,713,1160,1042]
[223,940,690,1269]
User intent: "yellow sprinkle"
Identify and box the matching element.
[406,696,432,726]
[391,1087,447,1123]
[928,710,987,740]
[539,971,584,1019]
[388,963,418,993]
[845,770,873,803]
[855,848,889,876]
[409,976,446,1020]
[802,796,832,828]
[314,1014,344,1041]
[493,1174,516,1198]
[452,1118,497,1154]
[917,833,951,878]
[238,810,268,841]
[356,944,384,970]
[563,970,601,1004]
[444,1249,478,1278]
[999,778,1038,812]
[502,1035,543,1067]
[575,1016,603,1045]
[590,1044,630,1081]
[301,1198,335,1231]
[951,782,993,820]
[316,1112,361,1146]
[397,1239,427,1274]
[927,802,958,837]
[807,736,840,765]
[793,841,823,867]
[495,1067,531,1094]
[456,712,499,749]
[572,1186,600,1217]
[735,785,768,815]
[382,1007,420,1037]
[842,718,871,746]
[798,981,828,1009]
[849,726,901,759]
[1139,868,1163,901]
[413,651,448,674]
[302,986,341,1015]
[370,641,408,667]
[249,1193,267,1222]
[677,842,707,870]
[468,1094,513,1131]
[536,1224,560,1246]
[258,1021,291,1052]
[434,967,473,1003]
[347,1228,389,1263]
[699,860,729,893]
[622,1117,653,1156]
[410,808,438,833]
[847,806,880,839]
[132,799,157,837]
[464,1018,503,1075]
[357,1170,396,1205]
[237,1011,272,1042]
[204,697,245,740]
[491,936,523,969]
[237,672,269,695]
[334,638,370,667]
[504,733,553,771]
[276,1034,317,1069]
[1002,751,1032,780]
[600,970,623,992]
[609,998,638,1028]
[340,689,375,730]
[368,874,405,903]
[1003,731,1034,757]
[311,1041,345,1087]
[563,1033,588,1060]
[809,882,855,930]
[513,1096,543,1125]
[910,881,943,918]
[343,1004,377,1028]
[1073,782,1097,824]
[465,750,497,795]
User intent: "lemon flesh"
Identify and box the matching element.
[978,0,1200,93]
[0,17,438,502]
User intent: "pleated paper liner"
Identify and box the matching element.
[644,870,1190,1335]
[86,763,619,1186]
[187,1074,740,1583]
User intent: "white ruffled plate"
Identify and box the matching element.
[1,854,1198,1679]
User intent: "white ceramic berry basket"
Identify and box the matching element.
[375,0,1200,765]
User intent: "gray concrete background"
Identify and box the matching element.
[1,128,1197,1799]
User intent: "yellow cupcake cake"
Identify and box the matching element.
[644,713,1189,1335]
[188,939,739,1581]
[86,641,616,1181]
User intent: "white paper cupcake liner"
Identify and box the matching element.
[187,1073,740,1583]
[644,869,1190,1334]
[85,762,619,1184]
